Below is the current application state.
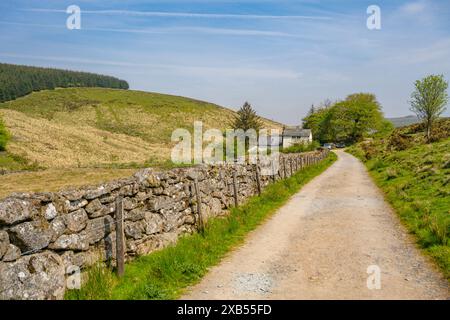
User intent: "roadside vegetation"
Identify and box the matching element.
[66,152,337,300]
[347,118,450,279]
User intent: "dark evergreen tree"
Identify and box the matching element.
[231,102,263,132]
[0,63,129,103]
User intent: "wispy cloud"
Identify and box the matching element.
[0,53,301,79]
[399,1,427,14]
[0,21,299,38]
[26,8,332,20]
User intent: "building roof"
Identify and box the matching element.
[282,126,312,137]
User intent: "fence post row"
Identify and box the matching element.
[255,164,261,196]
[115,197,125,277]
[193,177,204,232]
[232,169,238,207]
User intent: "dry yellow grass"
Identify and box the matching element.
[1,109,171,168]
[0,168,137,199]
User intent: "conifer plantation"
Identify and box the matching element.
[0,63,129,102]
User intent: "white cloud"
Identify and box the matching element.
[400,1,427,14]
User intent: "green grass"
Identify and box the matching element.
[0,115,9,151]
[66,152,337,300]
[347,136,450,280]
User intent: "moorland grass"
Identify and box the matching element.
[0,87,281,198]
[0,88,280,169]
[66,152,337,300]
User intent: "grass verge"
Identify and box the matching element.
[347,139,450,280]
[66,152,337,300]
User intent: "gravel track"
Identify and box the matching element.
[182,150,449,300]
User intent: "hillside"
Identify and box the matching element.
[386,115,420,128]
[0,63,129,102]
[347,119,450,279]
[0,87,281,197]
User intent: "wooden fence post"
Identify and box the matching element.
[255,164,261,196]
[232,169,238,207]
[115,197,125,277]
[283,157,287,178]
[193,178,204,232]
[289,159,293,176]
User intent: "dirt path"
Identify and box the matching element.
[182,150,449,300]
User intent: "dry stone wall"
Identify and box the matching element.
[0,150,329,300]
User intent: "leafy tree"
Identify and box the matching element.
[340,93,384,142]
[409,74,449,142]
[303,93,386,143]
[231,102,263,132]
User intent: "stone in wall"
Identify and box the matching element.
[2,244,21,262]
[0,198,38,226]
[50,234,89,251]
[0,230,9,259]
[0,251,65,300]
[82,215,115,244]
[9,220,53,252]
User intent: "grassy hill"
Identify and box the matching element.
[347,119,450,279]
[0,87,281,197]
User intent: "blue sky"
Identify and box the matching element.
[1,0,450,124]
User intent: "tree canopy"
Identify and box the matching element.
[302,93,391,143]
[0,63,129,103]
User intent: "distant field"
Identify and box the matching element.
[0,88,281,198]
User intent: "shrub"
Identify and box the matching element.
[281,141,320,154]
[387,132,413,151]
[360,141,378,160]
[430,119,450,142]
[0,116,10,151]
